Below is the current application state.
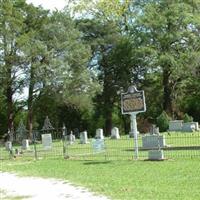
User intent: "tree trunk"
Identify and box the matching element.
[163,67,172,115]
[6,65,13,132]
[27,65,34,139]
[104,107,113,136]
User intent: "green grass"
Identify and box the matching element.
[1,158,200,200]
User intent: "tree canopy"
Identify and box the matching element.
[0,0,200,137]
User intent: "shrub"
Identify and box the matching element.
[156,111,170,132]
[183,113,193,123]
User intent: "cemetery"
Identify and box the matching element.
[1,102,200,161]
[1,1,200,199]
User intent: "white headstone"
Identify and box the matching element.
[22,139,29,150]
[42,134,52,150]
[169,120,183,131]
[111,127,120,139]
[68,133,75,145]
[182,123,195,132]
[192,122,199,131]
[80,131,89,144]
[142,135,166,149]
[5,141,12,151]
[92,139,105,152]
[95,129,104,139]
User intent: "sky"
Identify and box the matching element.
[26,0,67,11]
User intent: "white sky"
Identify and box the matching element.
[26,0,67,10]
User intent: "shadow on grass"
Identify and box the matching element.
[83,161,112,165]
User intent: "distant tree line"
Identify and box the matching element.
[0,0,200,138]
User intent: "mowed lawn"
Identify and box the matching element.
[1,158,200,200]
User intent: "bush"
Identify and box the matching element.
[183,113,193,123]
[156,111,170,132]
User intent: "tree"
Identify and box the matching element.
[137,1,200,116]
[0,0,28,132]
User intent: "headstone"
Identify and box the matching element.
[191,122,199,131]
[67,132,75,145]
[169,120,183,131]
[182,123,195,132]
[80,131,89,144]
[142,135,166,149]
[16,120,27,143]
[92,139,105,152]
[42,134,52,150]
[148,150,164,160]
[95,129,104,139]
[5,141,12,151]
[22,139,29,150]
[111,127,120,139]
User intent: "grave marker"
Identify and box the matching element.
[22,139,29,150]
[111,127,120,139]
[80,131,89,144]
[95,129,104,139]
[92,139,105,152]
[42,134,52,150]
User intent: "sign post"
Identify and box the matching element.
[121,85,146,160]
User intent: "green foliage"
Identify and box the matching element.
[156,111,170,132]
[183,113,193,123]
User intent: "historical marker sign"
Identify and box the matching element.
[121,86,146,114]
[121,85,146,160]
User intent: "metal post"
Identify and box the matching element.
[130,113,139,160]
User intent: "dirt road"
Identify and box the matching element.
[0,172,109,200]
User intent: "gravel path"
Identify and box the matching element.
[0,172,110,200]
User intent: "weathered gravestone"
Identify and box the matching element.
[22,139,29,150]
[192,122,199,131]
[110,127,120,139]
[92,139,105,152]
[5,141,12,151]
[95,129,104,139]
[169,120,183,131]
[182,122,196,132]
[169,120,199,132]
[144,125,165,160]
[42,134,52,150]
[144,125,163,147]
[80,131,89,144]
[67,132,76,145]
[142,135,166,149]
